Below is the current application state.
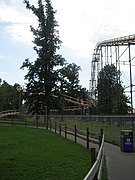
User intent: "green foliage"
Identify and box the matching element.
[53,63,90,114]
[21,0,89,115]
[97,64,130,115]
[22,0,65,115]
[0,80,19,111]
[57,63,81,96]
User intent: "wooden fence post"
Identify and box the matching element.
[99,128,103,148]
[36,116,38,128]
[87,127,89,149]
[101,128,103,137]
[65,124,67,139]
[91,148,97,180]
[25,118,27,127]
[46,116,48,130]
[59,123,61,135]
[54,122,56,133]
[50,121,52,131]
[91,148,96,165]
[75,125,77,143]
[11,118,13,126]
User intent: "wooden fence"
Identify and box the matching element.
[48,122,104,180]
[49,122,100,148]
[0,115,105,180]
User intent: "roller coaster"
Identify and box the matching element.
[0,110,19,118]
[43,93,91,112]
[0,93,91,117]
[16,86,91,113]
[90,34,135,111]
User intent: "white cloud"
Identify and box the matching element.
[0,1,37,44]
[1,0,135,69]
[51,0,135,58]
[0,2,36,24]
[0,54,5,59]
[1,0,135,53]
[0,71,7,75]
[6,24,33,44]
[1,0,135,58]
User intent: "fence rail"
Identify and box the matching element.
[0,113,105,179]
[50,122,99,148]
[83,134,104,180]
[50,122,104,180]
[0,113,135,145]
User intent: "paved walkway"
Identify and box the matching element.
[60,131,135,180]
[105,143,135,180]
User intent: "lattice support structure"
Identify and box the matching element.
[90,34,135,113]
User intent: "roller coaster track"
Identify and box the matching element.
[0,95,90,116]
[17,85,91,110]
[0,95,91,117]
[95,34,135,53]
[39,93,91,111]
[0,110,19,118]
[17,89,91,112]
[90,33,135,110]
[89,34,135,109]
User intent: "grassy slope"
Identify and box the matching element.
[0,126,90,180]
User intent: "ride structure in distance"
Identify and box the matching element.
[90,34,135,111]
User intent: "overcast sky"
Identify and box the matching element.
[0,0,135,90]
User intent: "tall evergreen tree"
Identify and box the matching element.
[97,64,130,115]
[21,0,65,114]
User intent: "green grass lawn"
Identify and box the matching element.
[0,126,91,180]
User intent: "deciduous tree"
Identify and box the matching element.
[97,64,130,115]
[0,80,18,111]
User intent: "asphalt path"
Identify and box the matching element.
[105,143,135,180]
[58,130,135,180]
